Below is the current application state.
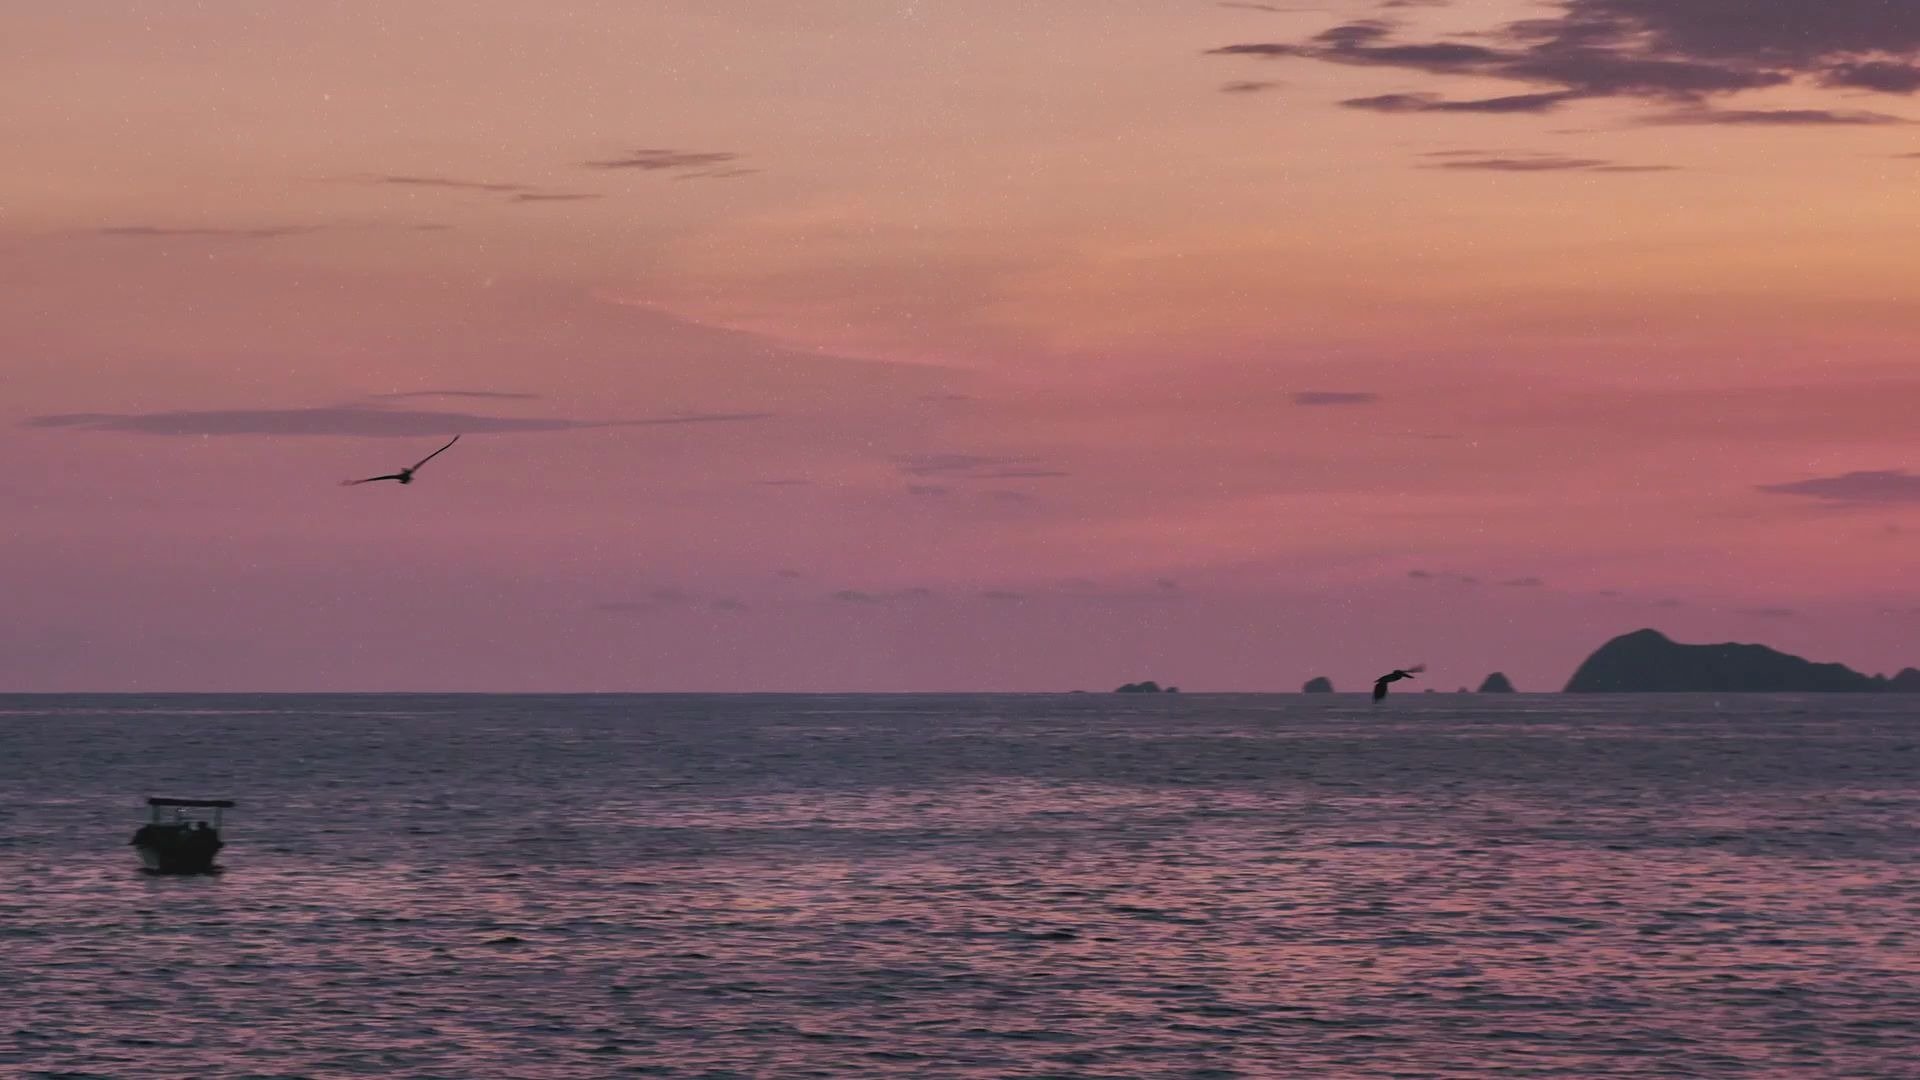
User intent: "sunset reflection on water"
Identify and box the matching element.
[1,693,1915,1077]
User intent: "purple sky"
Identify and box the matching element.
[6,1,1920,690]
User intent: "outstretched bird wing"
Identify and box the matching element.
[1372,678,1391,702]
[409,435,461,471]
[341,473,407,486]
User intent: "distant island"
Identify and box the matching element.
[1565,628,1920,693]
[1477,672,1515,693]
[1115,681,1179,693]
[1301,676,1334,693]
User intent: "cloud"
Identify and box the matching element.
[1208,1,1920,122]
[672,167,760,180]
[1293,391,1379,405]
[1429,154,1675,172]
[1824,61,1920,93]
[584,149,742,172]
[373,175,532,193]
[363,174,611,202]
[757,478,812,487]
[24,404,773,437]
[1640,107,1909,125]
[979,590,1025,601]
[906,484,950,496]
[1737,606,1799,619]
[369,390,540,401]
[1222,80,1282,93]
[1757,470,1920,503]
[1500,576,1545,587]
[895,453,1067,480]
[827,586,938,605]
[1343,91,1583,114]
[1408,569,1484,585]
[98,225,319,240]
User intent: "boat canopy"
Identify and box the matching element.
[147,797,236,808]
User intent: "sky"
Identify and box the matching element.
[6,0,1920,692]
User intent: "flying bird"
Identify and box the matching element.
[1372,665,1425,702]
[341,435,461,486]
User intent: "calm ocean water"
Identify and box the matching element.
[1,693,1915,1079]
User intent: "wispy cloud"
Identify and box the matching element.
[98,225,320,240]
[357,174,607,203]
[1757,470,1920,503]
[584,149,742,172]
[1343,91,1583,115]
[1221,80,1282,94]
[895,453,1069,480]
[1408,568,1496,586]
[25,404,773,437]
[672,167,759,180]
[373,175,533,193]
[369,390,540,401]
[1642,107,1909,126]
[1429,154,1675,172]
[1293,391,1379,405]
[830,586,938,604]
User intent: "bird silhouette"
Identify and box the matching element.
[341,435,460,486]
[1372,664,1425,702]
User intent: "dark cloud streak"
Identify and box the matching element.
[98,225,320,240]
[1208,2,1920,122]
[1293,391,1379,405]
[25,406,774,437]
[1757,470,1920,503]
[585,149,742,171]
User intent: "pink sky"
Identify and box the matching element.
[6,1,1919,691]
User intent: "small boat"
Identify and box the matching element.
[130,797,234,874]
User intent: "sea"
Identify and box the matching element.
[1,693,1915,1079]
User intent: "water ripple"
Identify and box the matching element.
[0,693,1915,1077]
